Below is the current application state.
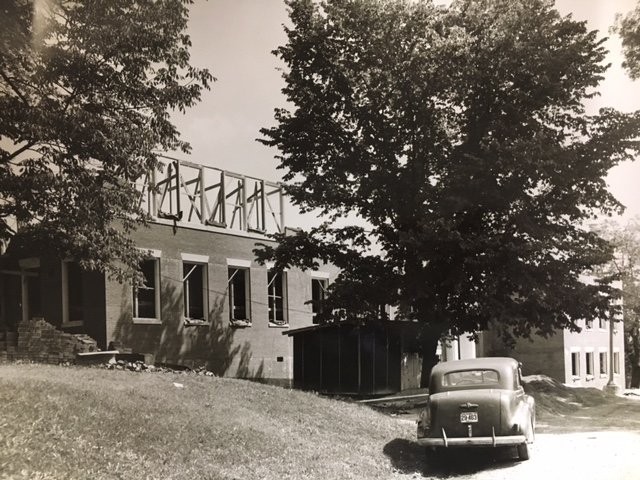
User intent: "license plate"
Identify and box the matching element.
[460,412,478,423]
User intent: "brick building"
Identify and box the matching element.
[0,156,626,391]
[478,314,625,390]
[0,157,337,385]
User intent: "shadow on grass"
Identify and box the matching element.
[383,438,522,478]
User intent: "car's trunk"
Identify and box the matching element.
[428,389,511,438]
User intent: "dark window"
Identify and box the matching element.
[134,259,158,318]
[183,262,206,320]
[267,269,287,324]
[614,352,620,374]
[66,262,83,323]
[585,318,593,329]
[228,267,249,320]
[599,317,606,329]
[586,352,594,376]
[311,278,327,324]
[571,352,580,376]
[599,352,607,375]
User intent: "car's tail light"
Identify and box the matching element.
[416,401,431,438]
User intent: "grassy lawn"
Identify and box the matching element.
[0,364,418,480]
[2,364,639,480]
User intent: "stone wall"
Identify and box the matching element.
[0,318,98,363]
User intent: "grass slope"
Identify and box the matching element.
[0,364,416,480]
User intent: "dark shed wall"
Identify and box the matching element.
[292,324,406,395]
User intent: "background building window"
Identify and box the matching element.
[228,267,250,321]
[62,261,83,325]
[599,352,607,375]
[267,269,287,325]
[571,352,580,376]
[134,259,160,319]
[183,262,207,320]
[614,352,620,374]
[598,317,607,329]
[311,278,327,324]
[585,352,594,376]
[585,318,593,329]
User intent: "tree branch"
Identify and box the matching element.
[1,141,36,164]
[0,68,30,106]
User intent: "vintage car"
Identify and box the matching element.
[416,357,535,461]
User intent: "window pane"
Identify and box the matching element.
[136,260,157,318]
[442,369,500,387]
[311,278,327,322]
[268,270,285,323]
[184,263,205,320]
[599,352,607,375]
[586,352,593,375]
[229,268,248,320]
[571,352,580,376]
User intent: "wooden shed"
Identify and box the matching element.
[283,321,425,396]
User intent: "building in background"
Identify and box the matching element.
[478,313,625,390]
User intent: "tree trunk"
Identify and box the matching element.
[419,333,441,389]
[631,364,640,389]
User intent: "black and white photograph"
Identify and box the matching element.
[1,0,640,478]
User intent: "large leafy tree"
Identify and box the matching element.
[0,0,212,279]
[257,0,640,383]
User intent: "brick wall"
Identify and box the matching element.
[104,222,339,383]
[0,318,98,364]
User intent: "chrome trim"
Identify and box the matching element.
[418,434,527,448]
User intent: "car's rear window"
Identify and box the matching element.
[441,369,500,387]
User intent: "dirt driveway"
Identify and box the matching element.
[378,388,640,479]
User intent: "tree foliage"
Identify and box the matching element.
[615,1,640,80]
[592,217,640,387]
[257,0,640,351]
[0,0,212,279]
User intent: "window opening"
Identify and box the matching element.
[228,267,249,321]
[267,269,287,325]
[599,352,607,375]
[311,278,327,324]
[134,259,159,319]
[63,261,83,324]
[183,262,206,320]
[571,352,580,376]
[586,352,594,376]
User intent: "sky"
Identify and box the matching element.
[173,0,640,228]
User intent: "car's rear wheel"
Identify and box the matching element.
[517,442,530,461]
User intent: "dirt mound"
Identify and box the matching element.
[523,374,608,416]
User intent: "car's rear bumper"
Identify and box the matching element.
[417,434,527,448]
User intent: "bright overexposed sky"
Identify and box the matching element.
[173,0,640,227]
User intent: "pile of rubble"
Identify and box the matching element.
[103,360,217,376]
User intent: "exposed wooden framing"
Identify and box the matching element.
[144,157,284,234]
[199,166,206,225]
[241,176,248,231]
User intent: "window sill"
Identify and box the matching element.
[269,322,289,328]
[133,318,162,325]
[61,321,83,328]
[585,375,594,381]
[230,319,252,328]
[184,318,209,327]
